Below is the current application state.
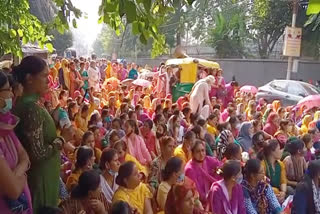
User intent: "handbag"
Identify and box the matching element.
[4,192,29,213]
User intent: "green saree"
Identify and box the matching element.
[14,94,60,214]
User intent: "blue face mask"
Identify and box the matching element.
[0,98,12,114]
[177,173,185,183]
[236,173,243,184]
[108,169,117,177]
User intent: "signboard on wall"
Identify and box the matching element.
[283,26,302,57]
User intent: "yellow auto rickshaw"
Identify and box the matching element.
[165,58,220,102]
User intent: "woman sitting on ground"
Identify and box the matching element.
[99,148,121,203]
[185,140,221,204]
[242,159,282,214]
[66,146,95,191]
[60,170,110,214]
[207,160,246,214]
[112,161,153,214]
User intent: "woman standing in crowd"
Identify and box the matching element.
[13,56,73,213]
[274,119,291,149]
[0,71,32,213]
[263,113,280,137]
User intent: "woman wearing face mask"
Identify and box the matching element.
[258,139,287,203]
[208,160,246,214]
[237,121,254,153]
[66,146,95,191]
[99,148,121,203]
[13,56,74,213]
[60,170,110,214]
[0,71,32,213]
[112,161,153,214]
[242,159,282,214]
[283,138,307,189]
[149,136,175,189]
[157,157,184,211]
[292,159,320,214]
[185,140,222,204]
[123,120,152,166]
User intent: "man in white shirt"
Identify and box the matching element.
[88,61,100,92]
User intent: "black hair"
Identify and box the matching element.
[258,139,279,160]
[221,160,241,180]
[302,133,312,144]
[229,116,238,125]
[154,113,164,124]
[208,113,219,121]
[184,130,195,141]
[182,107,191,116]
[155,104,162,113]
[191,125,202,139]
[252,131,264,149]
[116,161,135,187]
[279,119,290,131]
[197,119,206,127]
[71,170,100,199]
[224,143,241,160]
[191,140,205,153]
[112,118,122,126]
[308,160,320,179]
[81,131,94,146]
[59,90,68,100]
[100,148,117,170]
[67,101,77,121]
[144,119,153,129]
[162,157,183,181]
[75,146,94,170]
[128,110,136,120]
[111,201,132,214]
[286,138,304,155]
[217,122,230,133]
[243,159,261,180]
[126,119,139,135]
[12,56,47,85]
[0,71,8,88]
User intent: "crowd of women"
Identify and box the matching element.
[2,55,320,214]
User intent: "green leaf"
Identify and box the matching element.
[9,29,17,38]
[125,1,137,23]
[98,16,104,24]
[132,21,140,34]
[143,0,152,11]
[19,17,26,25]
[46,43,54,52]
[22,37,29,45]
[17,29,23,37]
[140,33,147,44]
[28,26,34,34]
[72,19,77,28]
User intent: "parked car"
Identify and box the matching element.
[256,80,320,106]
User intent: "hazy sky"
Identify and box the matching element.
[71,0,102,52]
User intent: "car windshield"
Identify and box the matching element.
[301,83,320,95]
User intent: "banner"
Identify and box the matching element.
[283,26,302,57]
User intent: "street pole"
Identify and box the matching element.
[286,0,299,80]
